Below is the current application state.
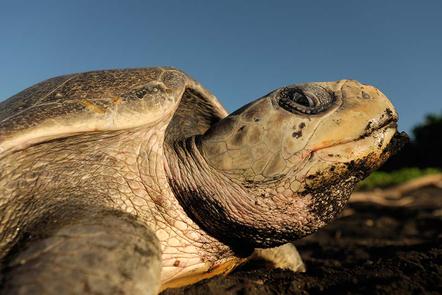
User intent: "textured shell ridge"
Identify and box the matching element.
[0,68,182,155]
[0,67,229,156]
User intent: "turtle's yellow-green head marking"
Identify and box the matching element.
[177,79,406,248]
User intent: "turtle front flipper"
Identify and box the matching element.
[251,243,306,272]
[0,208,161,295]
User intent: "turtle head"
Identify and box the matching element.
[192,80,407,248]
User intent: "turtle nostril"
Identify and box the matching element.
[361,91,371,99]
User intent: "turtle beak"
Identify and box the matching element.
[380,130,409,159]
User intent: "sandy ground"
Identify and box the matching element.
[162,176,442,295]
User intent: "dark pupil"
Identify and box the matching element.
[293,92,310,107]
[278,86,334,115]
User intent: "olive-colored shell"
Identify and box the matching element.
[0,67,227,154]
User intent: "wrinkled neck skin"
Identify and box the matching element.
[164,136,324,251]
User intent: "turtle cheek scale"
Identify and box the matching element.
[199,95,324,182]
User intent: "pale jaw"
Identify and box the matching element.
[292,123,405,228]
[307,122,400,179]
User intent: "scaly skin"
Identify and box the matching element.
[0,125,241,291]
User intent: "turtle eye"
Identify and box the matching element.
[290,90,315,108]
[278,87,334,115]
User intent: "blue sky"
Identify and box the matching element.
[1,0,441,134]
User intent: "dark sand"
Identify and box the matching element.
[163,183,442,295]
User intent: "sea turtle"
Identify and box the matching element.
[0,67,406,294]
